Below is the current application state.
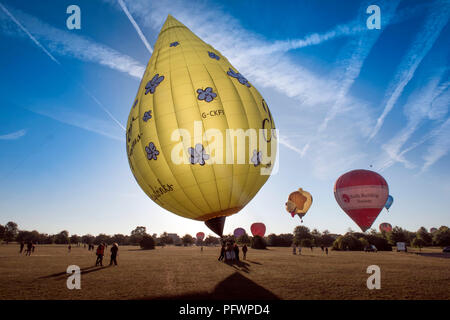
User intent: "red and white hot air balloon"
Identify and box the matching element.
[334,169,389,232]
[379,222,393,233]
[196,232,205,241]
[250,223,266,237]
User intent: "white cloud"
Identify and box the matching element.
[28,106,125,142]
[0,4,145,79]
[0,129,27,140]
[369,1,450,140]
[117,0,153,54]
[421,118,450,172]
[377,72,449,171]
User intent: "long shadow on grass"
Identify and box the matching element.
[38,265,110,279]
[226,260,250,273]
[143,272,279,300]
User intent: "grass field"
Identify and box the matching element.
[0,244,448,300]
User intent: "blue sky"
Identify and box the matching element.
[0,0,449,238]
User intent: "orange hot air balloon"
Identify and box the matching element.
[285,188,312,222]
[379,222,392,233]
[196,232,205,241]
[251,223,266,237]
[334,169,389,232]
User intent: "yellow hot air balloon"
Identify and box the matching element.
[285,188,312,222]
[126,15,277,236]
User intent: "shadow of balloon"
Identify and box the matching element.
[142,272,279,300]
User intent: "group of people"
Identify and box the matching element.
[19,241,35,256]
[94,243,119,267]
[218,242,248,263]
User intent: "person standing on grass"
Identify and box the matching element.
[218,244,225,261]
[26,241,33,256]
[325,247,328,255]
[233,243,240,261]
[19,241,24,254]
[292,244,296,255]
[95,243,105,266]
[298,245,302,255]
[110,243,119,266]
[68,245,71,253]
[242,244,248,260]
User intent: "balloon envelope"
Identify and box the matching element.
[196,232,205,241]
[385,195,394,211]
[334,169,389,232]
[125,15,277,237]
[251,223,266,237]
[285,188,312,220]
[233,228,246,238]
[379,223,392,233]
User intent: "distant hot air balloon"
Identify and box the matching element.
[126,15,277,237]
[385,195,394,211]
[285,188,312,222]
[251,223,266,237]
[379,222,393,233]
[196,232,205,241]
[334,169,389,232]
[430,227,438,233]
[233,228,246,239]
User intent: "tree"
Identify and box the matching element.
[266,233,293,247]
[130,226,147,245]
[311,229,322,246]
[236,233,250,245]
[365,234,392,251]
[140,235,155,250]
[416,227,432,246]
[205,235,220,246]
[433,226,450,246]
[320,230,336,247]
[0,224,5,240]
[332,233,364,251]
[411,237,426,250]
[293,226,312,245]
[70,234,81,245]
[111,234,128,245]
[251,235,266,249]
[159,232,174,245]
[81,234,95,245]
[300,238,312,247]
[55,230,69,244]
[182,234,194,246]
[387,227,409,245]
[4,221,18,243]
[359,237,370,248]
[94,233,111,245]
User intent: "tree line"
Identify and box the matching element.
[1,221,449,250]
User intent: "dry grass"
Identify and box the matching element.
[0,244,448,300]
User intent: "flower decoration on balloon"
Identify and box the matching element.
[251,150,262,167]
[197,87,217,102]
[143,110,152,122]
[227,68,251,87]
[208,51,220,60]
[145,142,160,160]
[188,144,210,166]
[145,74,164,94]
